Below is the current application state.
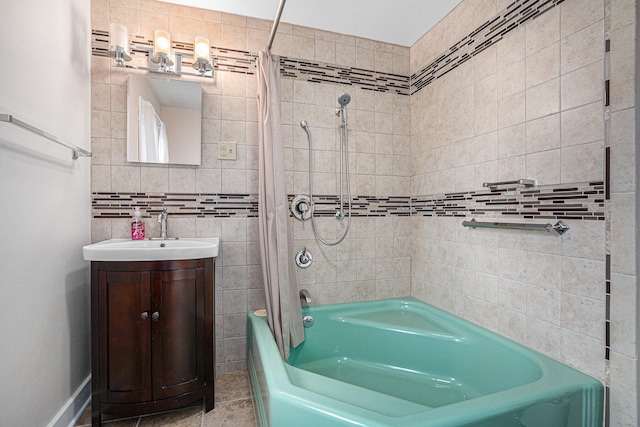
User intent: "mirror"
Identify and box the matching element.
[127,75,202,165]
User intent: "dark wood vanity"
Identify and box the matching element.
[90,258,215,426]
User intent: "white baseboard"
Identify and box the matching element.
[46,375,91,427]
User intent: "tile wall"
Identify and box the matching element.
[606,0,638,424]
[409,0,637,425]
[90,0,638,424]
[90,0,412,373]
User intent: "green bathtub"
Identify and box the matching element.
[247,297,603,427]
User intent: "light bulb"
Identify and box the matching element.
[154,30,171,56]
[194,36,210,62]
[109,23,129,53]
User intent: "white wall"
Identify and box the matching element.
[0,0,92,425]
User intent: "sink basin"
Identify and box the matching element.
[83,238,220,262]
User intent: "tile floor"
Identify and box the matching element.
[74,372,257,427]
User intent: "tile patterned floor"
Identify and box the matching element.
[74,372,257,427]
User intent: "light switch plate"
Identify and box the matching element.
[218,142,237,160]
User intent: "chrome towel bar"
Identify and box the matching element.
[462,218,570,235]
[483,179,535,189]
[0,114,92,160]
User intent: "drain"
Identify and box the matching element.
[303,315,314,328]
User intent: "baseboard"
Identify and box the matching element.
[46,374,91,427]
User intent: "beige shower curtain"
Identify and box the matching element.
[256,50,305,360]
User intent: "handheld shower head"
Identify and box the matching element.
[300,120,310,136]
[336,93,350,128]
[338,93,351,106]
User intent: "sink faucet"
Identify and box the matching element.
[157,208,168,239]
[299,289,311,306]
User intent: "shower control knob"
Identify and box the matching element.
[295,247,313,268]
[291,195,312,221]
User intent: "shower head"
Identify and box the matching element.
[300,120,311,136]
[337,93,351,107]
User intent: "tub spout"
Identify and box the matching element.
[299,289,311,306]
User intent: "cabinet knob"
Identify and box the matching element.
[152,311,160,320]
[140,312,149,320]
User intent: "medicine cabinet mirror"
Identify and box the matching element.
[127,75,202,165]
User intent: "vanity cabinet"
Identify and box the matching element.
[90,258,214,426]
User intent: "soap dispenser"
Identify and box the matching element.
[131,207,145,240]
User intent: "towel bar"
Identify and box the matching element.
[0,114,92,160]
[483,179,535,189]
[462,218,570,235]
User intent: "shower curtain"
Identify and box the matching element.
[138,96,169,163]
[256,50,305,360]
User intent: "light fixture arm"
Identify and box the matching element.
[112,45,214,79]
[107,46,131,67]
[192,58,213,75]
[107,24,214,79]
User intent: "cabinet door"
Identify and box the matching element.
[99,270,152,404]
[151,267,205,400]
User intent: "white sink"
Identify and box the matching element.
[83,238,220,262]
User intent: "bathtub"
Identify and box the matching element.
[247,297,603,427]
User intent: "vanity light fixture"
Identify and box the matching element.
[151,29,174,71]
[192,36,213,76]
[106,24,214,79]
[108,23,132,66]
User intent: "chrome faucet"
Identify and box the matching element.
[299,289,311,306]
[157,208,168,239]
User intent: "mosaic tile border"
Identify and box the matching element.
[293,195,412,217]
[93,0,565,97]
[410,0,565,95]
[91,193,411,219]
[412,181,605,220]
[91,30,258,76]
[279,58,409,95]
[91,30,410,94]
[92,193,259,218]
[92,182,604,220]
[603,5,612,424]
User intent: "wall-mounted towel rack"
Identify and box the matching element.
[483,179,535,189]
[462,218,570,235]
[0,114,92,160]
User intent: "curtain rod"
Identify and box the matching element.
[266,0,287,51]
